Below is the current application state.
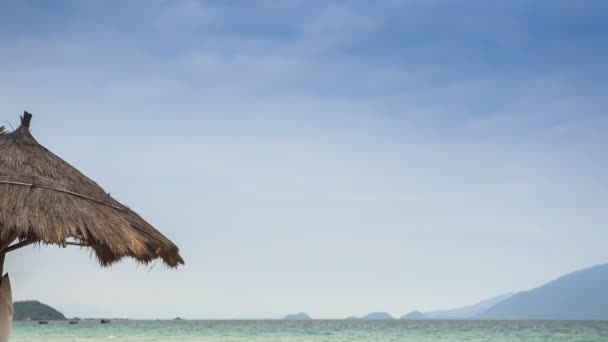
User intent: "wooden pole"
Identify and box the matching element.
[0,240,11,278]
[21,111,32,128]
[4,239,37,253]
[0,252,4,279]
[0,234,18,278]
[0,251,11,342]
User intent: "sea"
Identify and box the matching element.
[12,319,608,341]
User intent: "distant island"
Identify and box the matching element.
[359,312,394,320]
[14,301,66,321]
[400,311,427,320]
[283,313,311,320]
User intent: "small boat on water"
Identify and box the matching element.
[69,321,78,325]
[38,321,48,325]
[100,319,111,324]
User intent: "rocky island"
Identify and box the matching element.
[283,313,311,320]
[14,301,66,321]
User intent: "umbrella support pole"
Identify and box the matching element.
[0,237,18,342]
[0,251,9,342]
[0,252,4,279]
[0,253,4,277]
[0,236,10,276]
[0,262,11,342]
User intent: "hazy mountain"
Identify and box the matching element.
[400,311,427,320]
[14,301,66,321]
[478,264,608,320]
[283,313,311,320]
[425,293,513,319]
[360,312,394,320]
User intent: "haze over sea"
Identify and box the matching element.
[12,320,608,342]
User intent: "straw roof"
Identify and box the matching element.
[0,113,183,268]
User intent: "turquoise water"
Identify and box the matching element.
[12,320,608,341]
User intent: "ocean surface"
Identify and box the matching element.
[12,320,608,341]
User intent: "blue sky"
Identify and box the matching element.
[1,0,608,319]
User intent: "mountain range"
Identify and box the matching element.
[477,263,608,320]
[424,293,514,319]
[347,263,608,321]
[19,263,608,321]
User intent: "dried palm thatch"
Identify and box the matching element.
[0,113,183,268]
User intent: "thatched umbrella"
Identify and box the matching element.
[0,112,184,337]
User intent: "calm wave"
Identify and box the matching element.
[12,320,608,341]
